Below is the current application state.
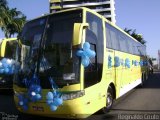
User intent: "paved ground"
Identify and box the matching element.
[0,70,160,120]
[87,70,160,120]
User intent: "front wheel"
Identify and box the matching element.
[102,86,114,113]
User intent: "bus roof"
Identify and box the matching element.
[85,7,146,47]
[25,7,145,47]
[25,7,84,24]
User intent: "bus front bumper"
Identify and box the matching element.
[14,93,93,119]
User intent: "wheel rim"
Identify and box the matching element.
[106,92,113,109]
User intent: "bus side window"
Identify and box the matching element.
[5,41,13,58]
[86,29,97,43]
[84,42,98,88]
[127,38,133,54]
[85,12,104,88]
[5,41,17,59]
[106,24,112,48]
[105,23,120,50]
[85,43,97,71]
[118,33,129,52]
[84,29,98,88]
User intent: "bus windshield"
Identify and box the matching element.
[40,10,82,87]
[16,10,82,88]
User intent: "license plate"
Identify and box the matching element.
[32,106,44,112]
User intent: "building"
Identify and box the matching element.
[49,0,116,24]
[158,50,160,69]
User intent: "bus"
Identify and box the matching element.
[0,38,17,90]
[13,7,148,118]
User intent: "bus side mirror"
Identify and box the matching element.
[0,40,6,57]
[73,23,89,46]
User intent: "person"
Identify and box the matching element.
[148,58,153,74]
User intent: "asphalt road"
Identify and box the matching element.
[87,70,160,120]
[1,70,160,120]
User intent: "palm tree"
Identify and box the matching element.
[2,8,26,37]
[0,0,26,38]
[0,0,10,27]
[5,15,26,37]
[124,28,146,44]
[124,28,132,35]
[0,0,7,7]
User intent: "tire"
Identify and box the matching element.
[102,86,114,113]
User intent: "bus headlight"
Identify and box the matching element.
[62,90,85,100]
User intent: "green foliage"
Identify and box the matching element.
[124,28,146,44]
[0,0,26,38]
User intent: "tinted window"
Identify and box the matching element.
[106,25,112,48]
[134,42,140,55]
[40,10,82,87]
[5,40,17,59]
[105,23,120,50]
[105,22,146,56]
[127,38,133,54]
[118,33,128,52]
[21,18,46,45]
[85,12,104,88]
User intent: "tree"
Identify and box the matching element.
[124,28,132,35]
[0,0,26,38]
[0,0,10,27]
[0,0,7,7]
[2,8,26,37]
[124,28,146,44]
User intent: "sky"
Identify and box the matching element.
[115,0,160,59]
[0,0,159,58]
[0,0,49,39]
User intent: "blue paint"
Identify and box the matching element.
[114,56,120,67]
[108,55,112,68]
[125,58,130,68]
[140,60,144,66]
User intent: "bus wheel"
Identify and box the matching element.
[102,86,114,113]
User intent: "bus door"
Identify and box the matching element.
[115,51,127,97]
[82,12,105,113]
[105,23,122,98]
[117,34,132,96]
[106,48,115,87]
